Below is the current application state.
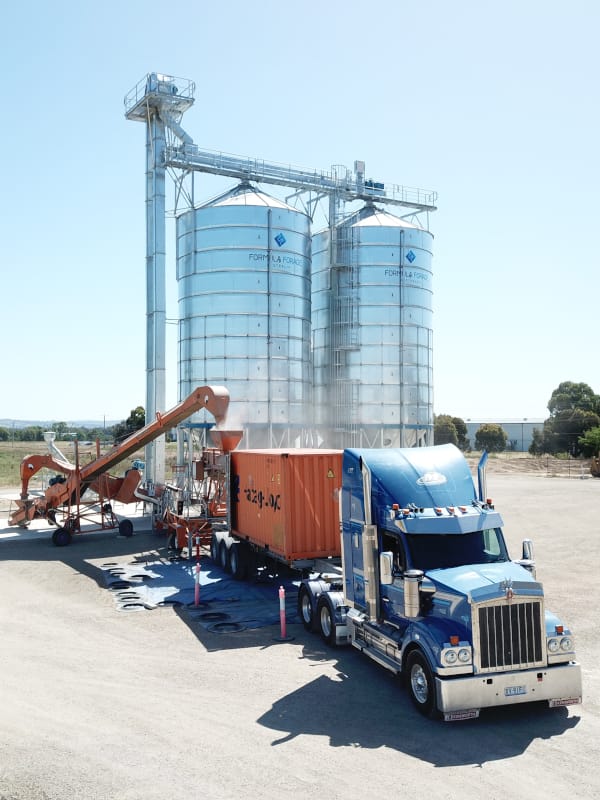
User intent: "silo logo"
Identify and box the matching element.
[406,250,416,263]
[274,233,286,247]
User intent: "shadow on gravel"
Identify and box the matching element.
[1,529,582,768]
[1,526,304,634]
[255,637,581,766]
[0,526,163,588]
[174,608,581,767]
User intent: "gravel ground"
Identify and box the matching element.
[0,473,598,800]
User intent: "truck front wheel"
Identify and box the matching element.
[406,650,437,718]
[316,596,336,646]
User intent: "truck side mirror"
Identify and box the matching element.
[517,538,536,578]
[380,551,394,585]
[522,538,534,561]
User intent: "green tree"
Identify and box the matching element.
[548,382,600,415]
[550,408,600,457]
[475,423,507,453]
[18,426,45,442]
[578,426,600,458]
[50,421,69,440]
[113,406,145,443]
[0,427,9,442]
[451,416,469,451]
[528,427,545,455]
[434,414,469,450]
[544,408,600,456]
[540,381,600,456]
[434,415,458,446]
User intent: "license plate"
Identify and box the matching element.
[505,685,527,697]
[443,709,480,722]
[549,697,581,708]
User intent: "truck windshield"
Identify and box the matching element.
[405,528,509,571]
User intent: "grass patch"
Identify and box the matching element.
[0,441,181,489]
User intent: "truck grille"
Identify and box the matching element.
[474,599,545,673]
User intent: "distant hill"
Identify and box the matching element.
[0,419,118,430]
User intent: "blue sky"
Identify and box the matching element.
[1,0,598,424]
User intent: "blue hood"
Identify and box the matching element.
[427,560,542,598]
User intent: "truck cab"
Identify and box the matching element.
[304,444,582,721]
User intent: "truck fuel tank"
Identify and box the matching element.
[404,569,425,617]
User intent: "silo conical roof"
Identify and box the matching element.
[205,183,299,211]
[351,207,423,229]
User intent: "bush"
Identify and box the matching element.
[475,423,507,453]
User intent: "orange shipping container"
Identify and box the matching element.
[230,449,343,562]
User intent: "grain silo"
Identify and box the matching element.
[176,184,312,447]
[312,204,434,448]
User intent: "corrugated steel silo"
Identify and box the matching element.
[312,205,434,448]
[177,184,312,447]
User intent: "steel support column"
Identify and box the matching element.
[145,113,167,484]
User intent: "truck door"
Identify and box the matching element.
[341,488,368,611]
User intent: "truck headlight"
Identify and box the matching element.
[560,637,573,652]
[444,650,458,665]
[548,638,560,653]
[458,648,471,663]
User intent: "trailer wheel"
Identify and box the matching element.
[118,519,134,538]
[52,527,72,547]
[297,586,314,631]
[229,542,247,581]
[406,650,438,718]
[316,596,336,646]
[243,547,256,580]
[218,539,231,573]
[210,533,220,563]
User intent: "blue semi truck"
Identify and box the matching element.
[295,444,582,721]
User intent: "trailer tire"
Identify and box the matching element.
[243,547,256,579]
[229,542,247,581]
[316,596,336,646]
[118,519,134,538]
[298,586,314,631]
[210,533,220,563]
[52,527,72,547]
[406,650,438,718]
[218,539,231,573]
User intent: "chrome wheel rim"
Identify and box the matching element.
[411,664,429,704]
[301,595,312,624]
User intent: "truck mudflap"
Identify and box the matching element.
[435,661,582,717]
[334,622,349,646]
